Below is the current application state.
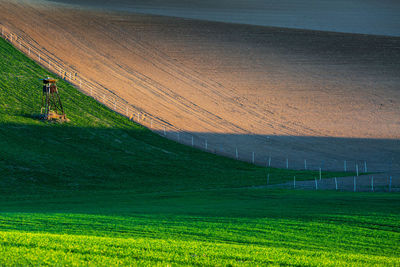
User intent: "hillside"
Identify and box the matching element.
[49,0,400,36]
[1,0,399,172]
[0,34,400,265]
[0,36,342,195]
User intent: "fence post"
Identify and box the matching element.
[191,136,194,147]
[319,168,322,180]
[344,160,347,172]
[252,152,255,164]
[335,177,338,190]
[356,164,359,176]
[286,158,289,169]
[315,178,318,190]
[235,147,238,160]
[205,140,208,150]
[268,155,271,167]
[364,161,367,173]
[371,176,374,192]
[293,176,296,189]
[354,176,356,192]
[304,159,307,170]
[389,176,392,192]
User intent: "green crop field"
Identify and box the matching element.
[0,37,399,266]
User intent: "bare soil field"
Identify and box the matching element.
[49,0,400,36]
[1,0,399,173]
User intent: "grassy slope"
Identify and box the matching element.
[0,37,399,265]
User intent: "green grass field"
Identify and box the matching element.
[0,37,399,265]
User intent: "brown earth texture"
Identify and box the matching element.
[1,0,399,177]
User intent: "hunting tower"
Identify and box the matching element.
[40,77,67,121]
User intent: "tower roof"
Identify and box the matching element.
[42,78,57,84]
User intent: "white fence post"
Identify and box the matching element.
[205,140,208,150]
[335,177,338,190]
[389,176,392,192]
[371,176,374,192]
[319,168,322,180]
[252,152,255,164]
[356,164,359,176]
[364,161,367,173]
[344,160,347,172]
[286,158,289,169]
[268,156,271,167]
[304,159,307,170]
[293,176,296,189]
[235,147,238,160]
[354,176,356,192]
[315,178,318,190]
[191,136,194,147]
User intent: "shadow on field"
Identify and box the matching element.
[160,130,400,173]
[0,120,398,195]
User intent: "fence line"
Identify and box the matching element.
[267,174,399,192]
[0,25,397,177]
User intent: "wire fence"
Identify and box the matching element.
[1,25,398,189]
[268,174,399,192]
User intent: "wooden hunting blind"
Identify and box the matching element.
[40,77,67,121]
